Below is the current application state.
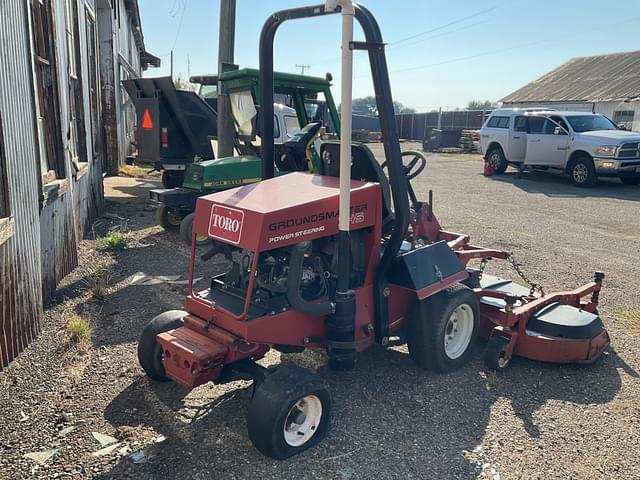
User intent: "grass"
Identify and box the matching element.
[615,308,640,332]
[68,315,92,343]
[119,164,146,178]
[83,266,112,302]
[98,232,128,251]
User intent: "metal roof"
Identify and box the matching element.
[501,50,640,104]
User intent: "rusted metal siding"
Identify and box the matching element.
[0,0,45,369]
[1,0,107,370]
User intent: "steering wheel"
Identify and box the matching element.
[381,150,427,181]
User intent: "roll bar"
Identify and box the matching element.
[258,3,409,342]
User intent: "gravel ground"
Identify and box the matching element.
[0,143,639,479]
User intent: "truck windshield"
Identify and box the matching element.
[566,115,617,133]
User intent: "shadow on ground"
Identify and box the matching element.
[95,342,631,479]
[487,170,640,201]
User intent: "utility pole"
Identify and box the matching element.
[217,0,236,158]
[170,50,174,79]
[296,64,311,75]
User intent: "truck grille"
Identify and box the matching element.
[618,142,640,158]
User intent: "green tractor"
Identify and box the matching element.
[150,68,340,246]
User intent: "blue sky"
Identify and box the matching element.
[139,0,640,110]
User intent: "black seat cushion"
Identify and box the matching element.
[320,141,394,228]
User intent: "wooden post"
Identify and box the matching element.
[216,0,236,158]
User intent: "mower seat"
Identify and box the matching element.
[320,141,394,232]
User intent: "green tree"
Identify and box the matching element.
[467,100,498,110]
[342,96,416,115]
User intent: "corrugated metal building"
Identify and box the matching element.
[0,0,157,370]
[501,50,640,132]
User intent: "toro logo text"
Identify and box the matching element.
[208,204,244,244]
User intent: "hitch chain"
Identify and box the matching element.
[506,252,544,296]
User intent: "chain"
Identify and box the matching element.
[478,258,488,281]
[506,252,544,296]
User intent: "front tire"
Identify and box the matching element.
[155,205,182,231]
[486,147,508,174]
[179,212,212,247]
[407,283,479,373]
[138,310,186,381]
[247,364,331,459]
[569,155,598,187]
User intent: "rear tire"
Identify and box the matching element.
[569,155,598,187]
[138,310,186,381]
[407,283,479,373]
[486,147,508,174]
[247,364,331,459]
[179,212,212,247]
[155,205,182,231]
[620,177,640,186]
[162,171,184,189]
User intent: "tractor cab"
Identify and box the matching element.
[150,68,341,244]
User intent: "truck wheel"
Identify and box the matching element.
[179,212,212,246]
[620,177,640,186]
[155,205,182,231]
[484,335,511,371]
[162,171,184,189]
[138,310,186,381]
[247,364,331,459]
[486,147,508,174]
[407,283,479,373]
[569,156,597,187]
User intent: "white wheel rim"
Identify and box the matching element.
[283,395,323,447]
[443,304,474,359]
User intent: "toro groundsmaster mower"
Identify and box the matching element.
[138,1,610,459]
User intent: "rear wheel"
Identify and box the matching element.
[247,364,331,459]
[162,170,184,189]
[486,147,508,174]
[620,177,640,186]
[407,283,479,372]
[155,205,182,231]
[569,155,597,187]
[138,310,186,381]
[179,212,212,246]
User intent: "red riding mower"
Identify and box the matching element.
[137,2,609,459]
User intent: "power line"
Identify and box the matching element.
[388,16,640,76]
[311,2,509,67]
[296,64,311,75]
[389,3,505,47]
[171,0,187,50]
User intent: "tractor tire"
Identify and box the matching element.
[138,310,186,381]
[569,155,598,187]
[620,177,640,186]
[162,170,184,189]
[179,212,212,247]
[247,364,331,459]
[407,283,479,373]
[155,205,182,231]
[484,335,511,372]
[486,147,508,174]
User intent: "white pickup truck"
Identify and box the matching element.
[480,108,640,187]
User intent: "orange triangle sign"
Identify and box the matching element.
[142,109,154,130]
